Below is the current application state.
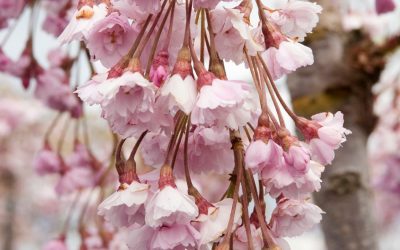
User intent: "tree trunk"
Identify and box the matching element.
[0,168,16,250]
[287,1,380,249]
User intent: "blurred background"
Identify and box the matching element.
[1,0,400,249]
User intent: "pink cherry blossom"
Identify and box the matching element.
[126,223,201,250]
[159,74,197,115]
[0,0,354,248]
[312,112,351,146]
[185,127,234,174]
[140,132,170,170]
[145,185,198,227]
[65,141,93,169]
[0,0,25,28]
[262,160,324,199]
[43,238,68,250]
[77,71,157,138]
[141,127,234,176]
[43,0,71,13]
[111,0,148,21]
[151,223,201,250]
[0,48,13,72]
[232,224,263,250]
[35,68,82,118]
[55,167,95,195]
[261,40,314,80]
[58,3,108,44]
[114,0,161,15]
[87,12,136,68]
[376,0,396,14]
[283,143,311,175]
[211,8,263,64]
[82,231,106,250]
[193,198,242,245]
[268,1,322,41]
[43,13,69,37]
[47,48,69,67]
[245,139,284,174]
[298,111,351,165]
[194,0,236,10]
[8,45,36,89]
[75,73,108,105]
[161,4,198,66]
[191,79,259,129]
[33,143,63,176]
[150,51,170,88]
[270,198,324,237]
[125,225,154,249]
[98,181,150,227]
[55,142,97,195]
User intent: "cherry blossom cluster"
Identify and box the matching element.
[369,47,400,224]
[334,0,400,225]
[335,0,400,43]
[0,0,352,249]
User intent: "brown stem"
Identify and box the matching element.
[61,191,82,234]
[188,33,208,76]
[245,48,267,113]
[97,133,118,186]
[78,188,96,229]
[73,119,80,142]
[183,115,194,189]
[240,182,255,250]
[57,116,71,153]
[247,122,255,132]
[145,0,176,77]
[126,15,153,58]
[115,138,126,173]
[200,10,206,64]
[82,113,91,151]
[84,46,96,75]
[165,113,186,165]
[171,116,187,169]
[257,53,298,121]
[183,0,193,47]
[204,10,219,62]
[220,130,244,245]
[243,126,252,142]
[255,57,286,127]
[128,130,149,162]
[163,0,176,51]
[44,112,62,141]
[246,169,277,248]
[133,0,170,59]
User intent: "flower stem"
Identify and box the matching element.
[44,112,62,142]
[127,15,153,58]
[244,48,267,113]
[240,178,255,250]
[200,9,206,64]
[145,0,176,77]
[171,116,187,169]
[220,130,245,245]
[165,113,186,165]
[183,115,194,189]
[61,191,82,234]
[255,57,286,127]
[246,169,276,248]
[57,116,71,153]
[128,130,148,162]
[133,0,170,60]
[257,53,298,121]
